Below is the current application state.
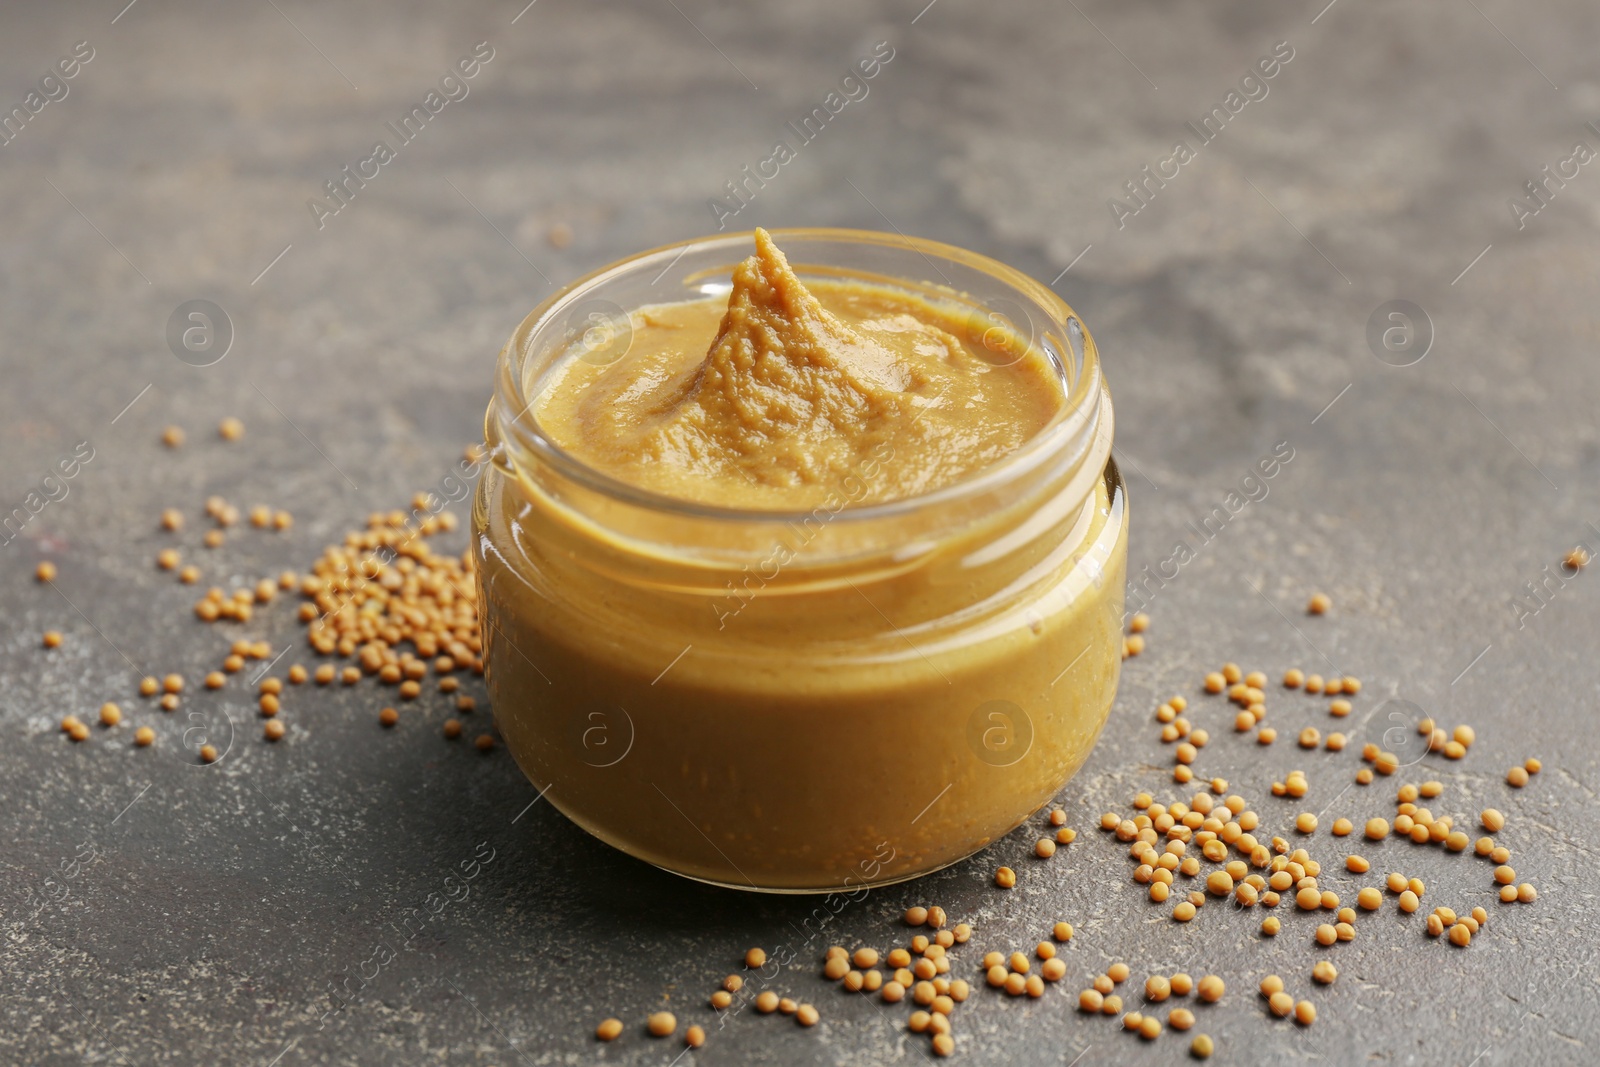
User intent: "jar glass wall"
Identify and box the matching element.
[473,229,1127,893]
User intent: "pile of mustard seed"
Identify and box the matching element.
[35,427,493,755]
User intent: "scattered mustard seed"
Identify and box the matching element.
[647,1011,676,1037]
[1307,593,1331,615]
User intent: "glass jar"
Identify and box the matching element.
[474,228,1126,893]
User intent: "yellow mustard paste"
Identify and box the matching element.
[475,229,1126,891]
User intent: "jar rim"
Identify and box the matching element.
[493,226,1108,526]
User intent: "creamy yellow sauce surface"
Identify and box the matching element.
[537,229,1062,507]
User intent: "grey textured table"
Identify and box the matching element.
[2,1,1597,1064]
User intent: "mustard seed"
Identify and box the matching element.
[931,1033,954,1057]
[1053,921,1073,942]
[99,703,121,727]
[42,630,63,649]
[1494,864,1516,885]
[1192,1033,1215,1058]
[1197,975,1224,1003]
[1307,593,1331,614]
[596,1018,622,1041]
[1365,818,1390,841]
[1312,961,1337,984]
[1262,916,1281,935]
[264,720,285,741]
[745,947,766,968]
[159,694,179,711]
[134,726,155,746]
[1398,890,1419,913]
[1507,766,1529,788]
[796,1004,819,1026]
[199,744,218,763]
[647,1011,676,1037]
[755,991,779,1013]
[1518,883,1537,902]
[994,866,1016,889]
[1078,989,1103,1012]
[218,417,244,441]
[1268,991,1293,1017]
[1294,1000,1316,1025]
[474,734,495,752]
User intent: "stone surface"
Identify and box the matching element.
[1,1,1596,1064]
